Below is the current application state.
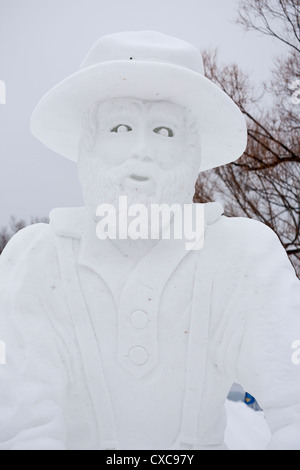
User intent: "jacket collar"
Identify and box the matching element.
[49,202,224,285]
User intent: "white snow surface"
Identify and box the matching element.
[225,400,271,450]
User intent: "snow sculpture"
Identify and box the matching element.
[0,31,300,450]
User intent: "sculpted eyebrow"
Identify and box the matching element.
[105,101,142,115]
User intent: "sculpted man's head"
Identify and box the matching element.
[30,30,247,219]
[78,98,200,214]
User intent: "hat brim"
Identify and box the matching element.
[30,60,247,172]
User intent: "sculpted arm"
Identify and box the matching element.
[234,222,300,450]
[0,225,68,450]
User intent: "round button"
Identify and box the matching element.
[130,310,149,329]
[129,346,149,365]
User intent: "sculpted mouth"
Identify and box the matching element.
[130,174,150,182]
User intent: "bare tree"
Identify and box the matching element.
[194,0,300,276]
[237,0,300,53]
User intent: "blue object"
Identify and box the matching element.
[244,392,256,406]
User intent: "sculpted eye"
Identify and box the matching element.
[111,124,132,133]
[153,126,174,137]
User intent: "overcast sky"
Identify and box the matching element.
[0,0,281,228]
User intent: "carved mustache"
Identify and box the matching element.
[106,160,164,184]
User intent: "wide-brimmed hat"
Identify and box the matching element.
[30,31,247,172]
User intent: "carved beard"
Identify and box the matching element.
[78,153,197,218]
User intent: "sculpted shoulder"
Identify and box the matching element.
[0,223,55,304]
[0,223,51,273]
[207,214,288,265]
[212,214,278,240]
[0,207,87,284]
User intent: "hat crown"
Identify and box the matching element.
[81,31,204,75]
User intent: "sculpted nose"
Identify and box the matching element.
[131,134,153,162]
[131,146,153,162]
[132,152,153,163]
